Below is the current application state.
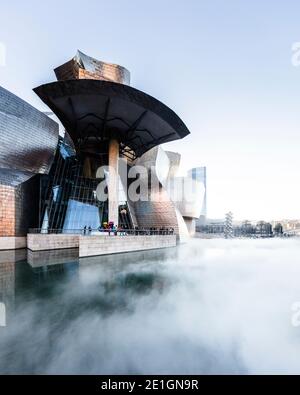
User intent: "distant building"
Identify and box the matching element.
[271,219,300,232]
[188,167,207,225]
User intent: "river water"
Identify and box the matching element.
[0,238,300,374]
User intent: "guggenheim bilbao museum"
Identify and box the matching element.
[0,51,204,251]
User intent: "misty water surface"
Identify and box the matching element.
[0,238,300,374]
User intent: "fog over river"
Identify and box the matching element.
[0,238,300,374]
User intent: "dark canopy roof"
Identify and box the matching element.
[34,80,190,158]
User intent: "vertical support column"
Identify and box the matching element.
[108,139,119,227]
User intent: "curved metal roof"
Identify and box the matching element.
[33,80,190,158]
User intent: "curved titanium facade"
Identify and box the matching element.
[55,50,130,85]
[0,86,59,237]
[133,146,204,239]
[34,79,190,159]
[0,86,59,177]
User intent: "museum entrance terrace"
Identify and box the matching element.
[28,227,175,236]
[27,227,177,257]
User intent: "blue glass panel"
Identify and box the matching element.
[63,199,100,230]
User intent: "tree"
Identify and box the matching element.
[274,223,283,235]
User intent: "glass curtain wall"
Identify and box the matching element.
[40,137,107,232]
[39,137,135,233]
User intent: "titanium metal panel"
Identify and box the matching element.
[0,86,59,176]
[55,50,131,85]
[0,169,34,187]
[133,147,181,234]
[133,147,204,238]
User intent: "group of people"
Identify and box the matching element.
[99,221,119,236]
[83,221,123,236]
[83,226,92,235]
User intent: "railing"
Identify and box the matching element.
[28,228,175,236]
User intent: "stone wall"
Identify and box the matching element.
[0,176,40,238]
[27,234,79,251]
[0,237,27,250]
[79,235,177,257]
[0,185,15,236]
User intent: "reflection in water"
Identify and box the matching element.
[1,239,300,374]
[0,302,5,327]
[27,248,79,268]
[0,250,26,326]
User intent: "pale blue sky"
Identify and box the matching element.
[1,0,300,220]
